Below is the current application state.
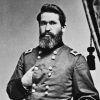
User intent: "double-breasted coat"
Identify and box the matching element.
[6,44,99,100]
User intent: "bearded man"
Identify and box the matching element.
[6,4,99,100]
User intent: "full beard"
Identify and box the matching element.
[39,31,62,49]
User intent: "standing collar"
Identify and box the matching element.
[38,42,64,54]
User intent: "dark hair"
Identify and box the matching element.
[37,4,66,27]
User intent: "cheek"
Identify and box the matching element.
[39,26,44,34]
[39,26,45,33]
[52,27,62,35]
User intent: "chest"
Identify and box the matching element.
[24,50,74,84]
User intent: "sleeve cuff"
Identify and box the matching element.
[16,78,30,95]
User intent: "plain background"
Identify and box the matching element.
[0,0,100,99]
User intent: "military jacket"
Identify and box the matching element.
[6,45,99,100]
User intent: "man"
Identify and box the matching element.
[6,4,99,100]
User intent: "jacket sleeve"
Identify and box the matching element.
[6,53,29,100]
[72,55,99,100]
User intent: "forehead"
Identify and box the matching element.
[41,12,59,22]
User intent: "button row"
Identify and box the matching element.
[32,83,36,93]
[32,88,49,96]
[45,85,49,96]
[32,84,50,96]
[37,50,58,60]
[51,50,57,60]
[31,50,58,95]
[48,65,53,77]
[38,50,57,55]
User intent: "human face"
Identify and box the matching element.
[39,12,64,49]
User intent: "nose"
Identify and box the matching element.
[45,23,51,31]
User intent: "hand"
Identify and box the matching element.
[32,64,47,81]
[21,66,35,87]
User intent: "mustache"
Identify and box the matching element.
[40,32,55,38]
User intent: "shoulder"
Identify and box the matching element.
[69,49,83,62]
[24,46,38,55]
[69,49,87,69]
[63,45,81,56]
[24,48,33,54]
[23,46,39,55]
[70,49,86,63]
[70,49,87,69]
[70,49,81,56]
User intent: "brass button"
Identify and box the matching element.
[34,67,38,70]
[49,66,52,71]
[53,51,57,55]
[44,91,48,96]
[37,56,41,59]
[32,83,36,87]
[48,72,52,77]
[39,51,42,54]
[51,55,55,60]
[32,89,35,93]
[45,85,49,90]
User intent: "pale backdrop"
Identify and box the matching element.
[0,0,100,99]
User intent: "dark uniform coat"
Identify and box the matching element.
[6,44,99,100]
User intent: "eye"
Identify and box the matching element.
[49,21,56,25]
[40,21,47,26]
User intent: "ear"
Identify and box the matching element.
[61,25,66,33]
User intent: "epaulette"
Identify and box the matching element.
[24,48,32,54]
[70,49,80,56]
